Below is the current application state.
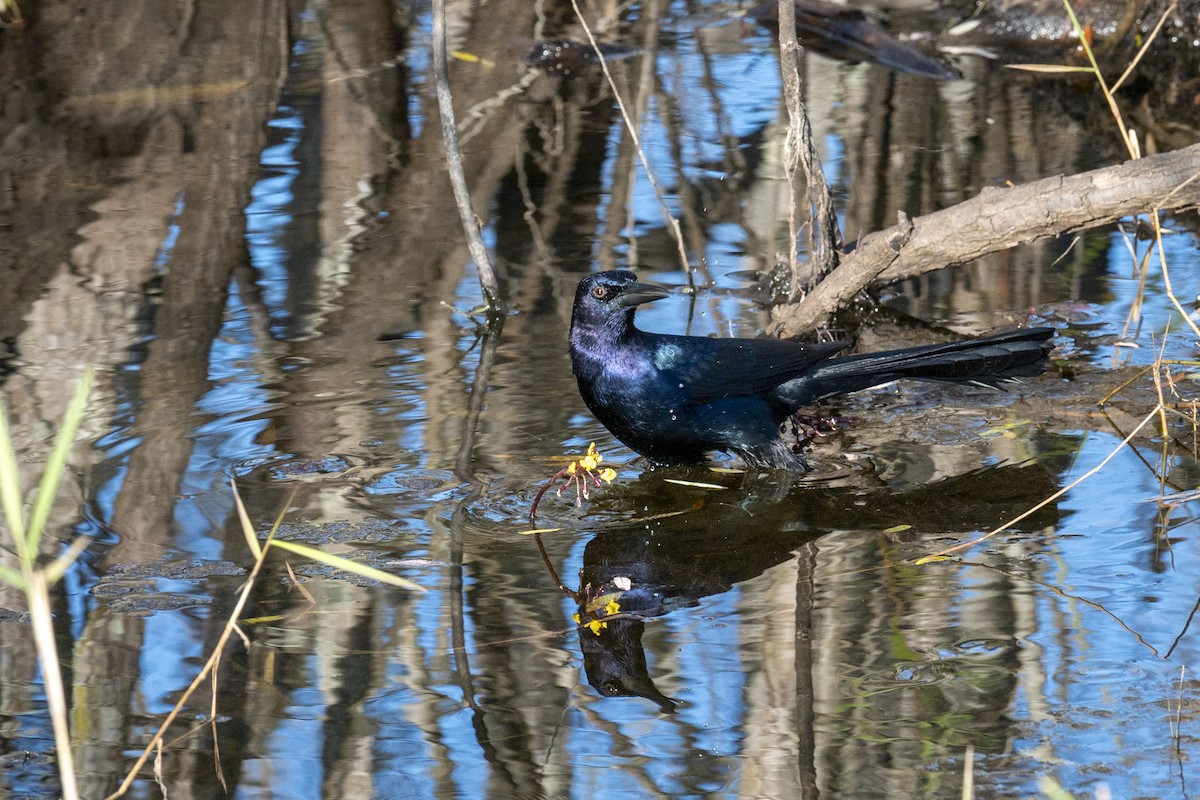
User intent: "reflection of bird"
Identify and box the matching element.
[569,270,1054,470]
[747,0,958,80]
[569,460,1061,709]
[579,618,677,713]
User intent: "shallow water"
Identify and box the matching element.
[2,1,1200,798]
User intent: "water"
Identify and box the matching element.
[1,1,1199,798]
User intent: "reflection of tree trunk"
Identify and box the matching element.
[796,541,818,797]
[11,1,290,793]
[306,0,538,472]
[101,7,289,565]
[0,584,41,788]
[740,560,801,795]
[253,0,409,466]
[1,0,288,791]
[73,610,149,798]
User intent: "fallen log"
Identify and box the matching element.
[769,141,1200,337]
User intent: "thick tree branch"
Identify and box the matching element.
[769,142,1200,338]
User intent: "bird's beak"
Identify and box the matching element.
[614,281,669,308]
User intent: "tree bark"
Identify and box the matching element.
[769,142,1200,338]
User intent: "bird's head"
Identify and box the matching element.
[571,271,669,335]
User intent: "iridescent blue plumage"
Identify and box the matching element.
[569,270,1054,470]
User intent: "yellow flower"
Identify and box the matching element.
[604,599,621,616]
[586,619,607,635]
[599,467,617,483]
[577,442,603,471]
[572,613,581,624]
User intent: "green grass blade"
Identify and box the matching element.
[1061,0,1099,74]
[0,398,29,557]
[0,563,25,588]
[269,539,426,592]
[230,479,262,560]
[27,368,93,556]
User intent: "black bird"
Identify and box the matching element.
[569,270,1054,470]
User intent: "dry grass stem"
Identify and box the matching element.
[961,744,974,800]
[211,668,227,791]
[1061,0,1135,157]
[29,572,79,800]
[1110,0,1179,93]
[916,406,1160,562]
[569,0,692,278]
[107,480,423,797]
[104,523,271,798]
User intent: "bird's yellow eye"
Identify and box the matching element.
[592,285,608,300]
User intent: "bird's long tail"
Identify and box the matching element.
[795,326,1055,403]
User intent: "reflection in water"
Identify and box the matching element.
[0,0,1199,797]
[563,463,1058,728]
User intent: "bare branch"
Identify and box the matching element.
[769,143,1200,338]
[432,0,505,317]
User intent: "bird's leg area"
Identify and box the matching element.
[780,412,859,450]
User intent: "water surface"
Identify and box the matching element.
[1,1,1199,798]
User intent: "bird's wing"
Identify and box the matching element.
[648,334,848,404]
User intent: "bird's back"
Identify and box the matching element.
[567,270,1054,470]
[572,328,844,466]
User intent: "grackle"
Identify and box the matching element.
[569,270,1054,470]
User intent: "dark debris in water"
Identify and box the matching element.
[267,455,362,481]
[104,559,246,580]
[0,607,30,623]
[275,518,416,545]
[102,593,214,614]
[91,559,244,614]
[91,578,217,614]
[524,39,641,75]
[290,549,441,588]
[746,0,959,79]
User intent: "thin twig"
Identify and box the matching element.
[455,322,503,480]
[958,559,1159,656]
[915,406,1160,562]
[211,669,226,792]
[1110,0,1179,94]
[777,0,803,283]
[431,0,505,317]
[569,0,692,278]
[1152,210,1200,341]
[1166,596,1200,658]
[106,525,275,798]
